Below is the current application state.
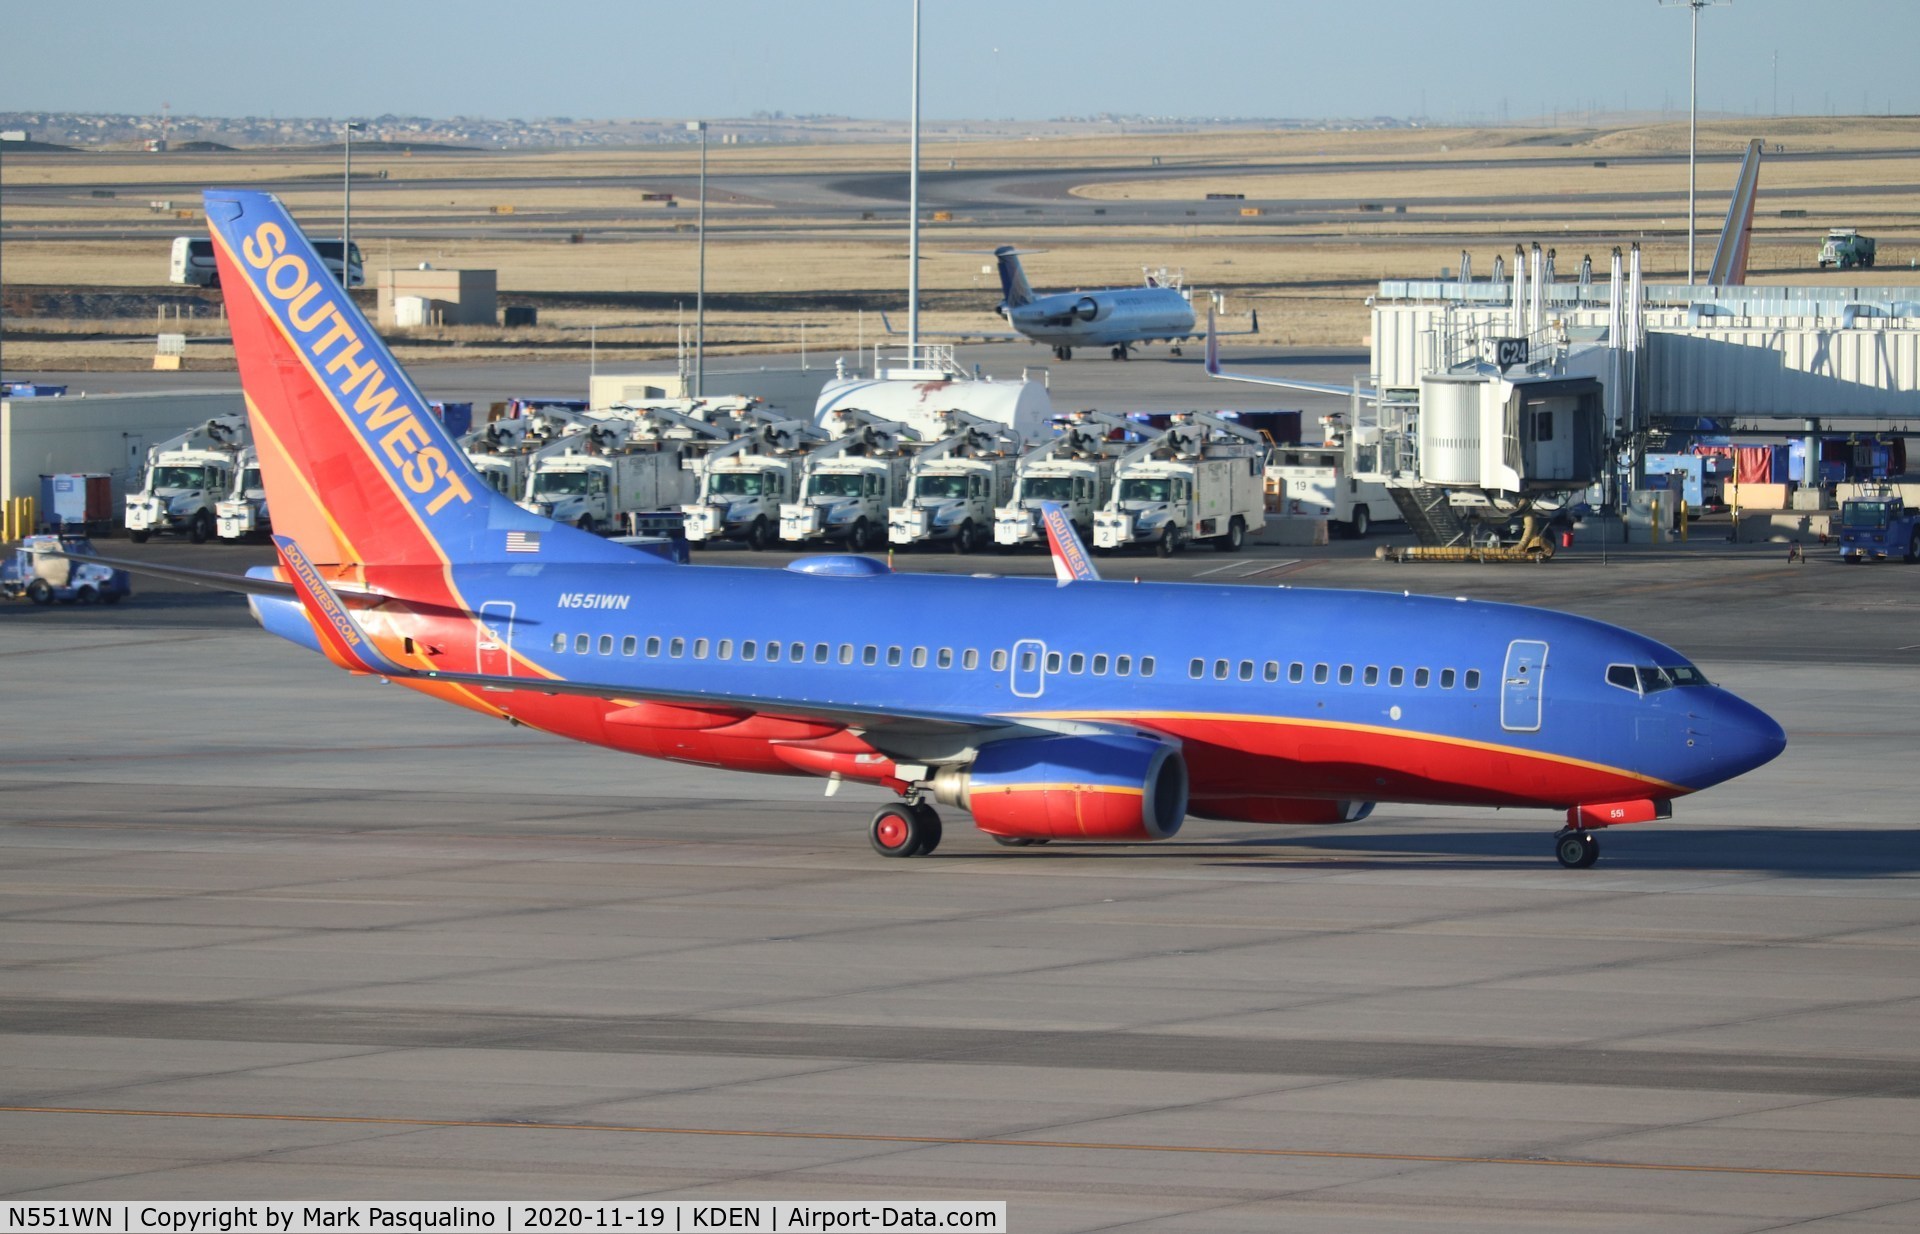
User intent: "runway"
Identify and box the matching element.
[3,538,1917,1228]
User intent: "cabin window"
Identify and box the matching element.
[551,633,567,653]
[1264,661,1279,682]
[839,644,855,665]
[693,638,709,659]
[1140,656,1155,677]
[1440,668,1457,689]
[1046,651,1062,673]
[790,643,806,664]
[1189,659,1205,679]
[1415,667,1431,687]
[621,636,637,656]
[1309,663,1326,684]
[888,645,904,667]
[1607,664,1639,694]
[992,649,1008,672]
[806,642,823,663]
[1289,662,1305,684]
[912,646,929,668]
[1464,669,1481,690]
[964,649,980,670]
[1238,660,1254,682]
[740,640,757,662]
[1363,665,1379,686]
[1116,655,1132,677]
[863,644,879,666]
[1091,654,1108,676]
[1338,665,1354,686]
[576,634,591,655]
[938,647,954,669]
[763,640,781,661]
[1069,652,1086,674]
[1017,648,1033,673]
[596,635,613,655]
[717,639,732,660]
[1213,659,1229,680]
[1389,666,1405,687]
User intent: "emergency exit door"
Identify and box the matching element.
[1501,639,1548,732]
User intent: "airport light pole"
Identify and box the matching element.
[1661,0,1730,285]
[342,121,364,288]
[687,120,707,397]
[907,0,922,358]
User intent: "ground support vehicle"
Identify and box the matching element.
[125,416,250,543]
[888,413,1022,552]
[1818,229,1877,270]
[2,535,130,605]
[214,447,270,541]
[518,415,716,536]
[993,410,1134,547]
[683,420,825,549]
[1093,413,1268,555]
[461,407,595,499]
[1266,425,1398,537]
[1838,490,1920,562]
[780,411,916,550]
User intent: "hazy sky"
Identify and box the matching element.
[8,0,1917,123]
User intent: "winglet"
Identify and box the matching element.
[272,534,406,675]
[1040,502,1100,585]
[879,311,906,336]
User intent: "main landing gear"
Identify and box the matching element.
[869,799,943,857]
[1555,828,1600,869]
[1052,345,1074,361]
[1109,343,1131,361]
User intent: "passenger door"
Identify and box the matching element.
[478,602,515,679]
[1501,640,1548,732]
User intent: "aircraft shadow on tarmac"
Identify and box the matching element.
[961,827,1920,878]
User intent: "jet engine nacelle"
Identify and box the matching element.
[931,734,1187,842]
[1072,295,1109,323]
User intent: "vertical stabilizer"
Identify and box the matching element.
[1707,139,1764,286]
[994,245,1036,309]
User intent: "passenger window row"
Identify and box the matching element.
[1188,656,1480,691]
[548,634,1157,679]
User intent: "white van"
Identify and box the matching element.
[170,236,364,288]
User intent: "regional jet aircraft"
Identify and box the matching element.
[86,190,1785,869]
[889,246,1256,361]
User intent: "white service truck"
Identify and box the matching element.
[518,418,709,536]
[125,416,250,543]
[1265,413,1398,537]
[1093,412,1268,555]
[683,420,825,550]
[779,412,916,550]
[993,410,1136,548]
[214,446,270,541]
[888,413,1023,553]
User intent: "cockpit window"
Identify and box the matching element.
[1608,663,1709,696]
[1606,664,1640,693]
[1665,664,1710,687]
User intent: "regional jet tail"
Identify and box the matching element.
[887,245,1257,362]
[81,188,1785,871]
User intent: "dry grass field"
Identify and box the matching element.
[5,117,1916,370]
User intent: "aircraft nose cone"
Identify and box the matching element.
[1714,691,1787,780]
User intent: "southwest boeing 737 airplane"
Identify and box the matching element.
[89,190,1785,869]
[889,246,1256,361]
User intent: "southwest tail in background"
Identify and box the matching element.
[205,189,622,569]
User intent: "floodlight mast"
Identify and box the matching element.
[1662,0,1732,285]
[686,120,708,397]
[908,0,922,356]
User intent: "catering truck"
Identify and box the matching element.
[993,409,1137,548]
[1093,412,1267,554]
[779,410,917,550]
[683,419,826,549]
[888,412,1023,552]
[125,416,250,543]
[213,446,270,541]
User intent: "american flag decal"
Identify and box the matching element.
[505,530,542,554]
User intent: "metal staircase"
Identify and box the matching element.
[1389,485,1472,548]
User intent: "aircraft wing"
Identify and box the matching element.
[1199,308,1259,339]
[879,312,1020,343]
[1203,306,1371,396]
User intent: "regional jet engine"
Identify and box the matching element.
[931,733,1187,842]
